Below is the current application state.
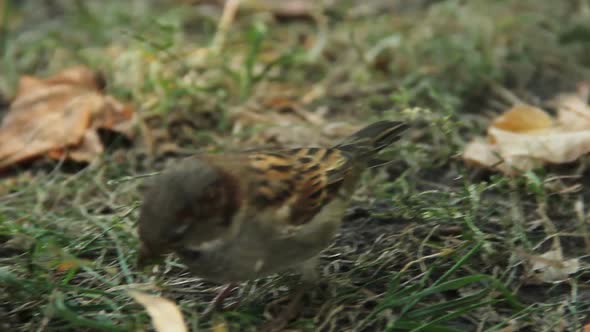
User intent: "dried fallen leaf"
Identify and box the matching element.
[463,84,590,174]
[230,101,358,148]
[491,104,553,134]
[54,258,92,273]
[552,82,590,131]
[490,127,590,163]
[463,138,504,170]
[212,319,229,332]
[0,65,135,170]
[322,122,361,138]
[56,260,78,272]
[4,232,35,252]
[252,124,325,147]
[520,249,580,283]
[190,0,319,18]
[129,290,188,332]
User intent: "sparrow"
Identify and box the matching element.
[136,120,408,314]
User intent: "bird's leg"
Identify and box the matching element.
[260,287,305,332]
[260,256,320,332]
[202,283,238,316]
[299,255,320,284]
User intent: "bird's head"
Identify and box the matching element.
[136,158,240,268]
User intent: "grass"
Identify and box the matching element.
[1,0,590,331]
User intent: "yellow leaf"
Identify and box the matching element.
[212,320,229,332]
[519,248,580,283]
[56,260,79,272]
[128,290,188,332]
[462,83,590,174]
[0,65,135,171]
[553,82,590,131]
[491,104,553,134]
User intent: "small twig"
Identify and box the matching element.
[417,225,439,273]
[536,201,561,251]
[317,305,345,331]
[35,313,51,332]
[400,248,455,274]
[137,112,156,157]
[92,217,135,285]
[107,172,160,186]
[579,0,590,17]
[508,180,531,249]
[503,180,530,286]
[210,0,241,53]
[306,8,328,61]
[488,80,525,105]
[573,198,590,253]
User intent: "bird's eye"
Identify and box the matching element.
[176,206,193,222]
[168,223,190,242]
[203,188,217,200]
[178,248,202,260]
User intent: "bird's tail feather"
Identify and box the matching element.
[334,120,408,161]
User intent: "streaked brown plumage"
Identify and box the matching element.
[137,121,408,283]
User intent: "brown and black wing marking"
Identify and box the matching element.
[333,120,409,160]
[247,147,352,227]
[245,120,408,227]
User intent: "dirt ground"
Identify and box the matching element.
[1,0,590,331]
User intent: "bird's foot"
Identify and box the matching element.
[202,283,238,317]
[260,286,305,332]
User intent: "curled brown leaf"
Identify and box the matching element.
[0,66,135,170]
[462,83,590,174]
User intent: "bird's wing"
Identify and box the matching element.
[245,147,354,227]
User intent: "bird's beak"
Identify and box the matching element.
[136,241,164,269]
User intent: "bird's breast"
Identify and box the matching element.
[179,198,347,283]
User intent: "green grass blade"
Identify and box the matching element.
[406,289,490,319]
[407,300,499,332]
[52,292,128,332]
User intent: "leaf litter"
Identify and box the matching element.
[3,1,590,331]
[129,289,230,332]
[128,290,188,332]
[230,89,362,149]
[0,65,136,171]
[463,82,590,174]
